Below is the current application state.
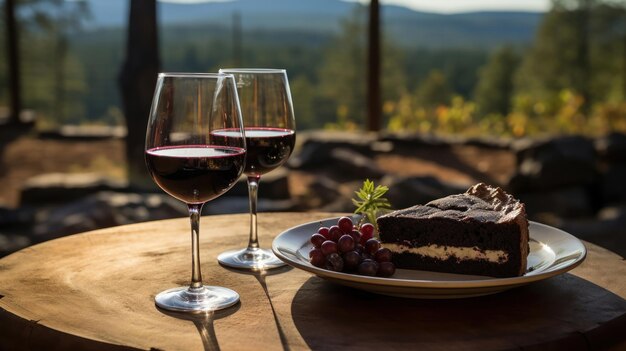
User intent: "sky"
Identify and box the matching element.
[162,0,551,13]
[349,0,550,13]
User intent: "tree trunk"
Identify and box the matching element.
[4,0,21,125]
[577,0,591,116]
[119,0,160,190]
[366,0,381,132]
[623,32,626,101]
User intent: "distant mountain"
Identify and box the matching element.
[78,0,543,49]
[81,0,356,29]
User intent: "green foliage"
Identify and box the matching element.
[317,7,368,126]
[2,0,89,127]
[403,49,488,98]
[387,93,478,135]
[515,0,626,112]
[388,87,626,137]
[415,70,452,108]
[352,179,392,227]
[2,0,626,138]
[288,76,316,129]
[71,27,124,123]
[474,46,520,117]
[317,6,407,129]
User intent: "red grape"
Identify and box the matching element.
[318,226,330,240]
[360,223,375,238]
[359,230,374,245]
[364,238,381,255]
[374,247,392,262]
[321,240,338,255]
[377,262,396,277]
[348,230,361,243]
[310,233,326,248]
[358,259,379,276]
[343,251,361,270]
[308,218,395,277]
[337,234,355,253]
[361,252,373,260]
[325,253,344,272]
[309,249,325,267]
[337,216,354,234]
[328,225,342,242]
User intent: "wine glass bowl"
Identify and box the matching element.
[217,68,296,271]
[145,73,246,312]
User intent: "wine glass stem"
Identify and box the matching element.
[247,176,261,250]
[188,203,204,289]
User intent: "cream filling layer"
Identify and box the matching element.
[382,243,509,263]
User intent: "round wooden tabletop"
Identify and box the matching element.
[0,212,625,351]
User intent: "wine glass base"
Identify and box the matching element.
[218,248,286,271]
[155,285,239,313]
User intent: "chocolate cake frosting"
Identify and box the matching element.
[377,183,529,278]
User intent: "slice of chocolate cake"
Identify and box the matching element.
[377,183,529,278]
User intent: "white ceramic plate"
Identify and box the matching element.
[272,217,587,299]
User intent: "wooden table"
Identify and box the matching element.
[0,212,625,351]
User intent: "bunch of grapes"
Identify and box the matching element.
[309,216,395,277]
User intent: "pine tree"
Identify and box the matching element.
[415,70,451,108]
[474,46,520,117]
[515,0,626,112]
[317,5,406,128]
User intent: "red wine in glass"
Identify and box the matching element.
[145,72,246,313]
[146,145,246,204]
[212,127,295,176]
[217,68,296,271]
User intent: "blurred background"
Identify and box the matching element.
[1,0,625,258]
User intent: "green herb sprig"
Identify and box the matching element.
[352,179,392,229]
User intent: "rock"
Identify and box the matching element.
[38,125,127,140]
[600,164,626,205]
[378,132,453,148]
[508,136,597,192]
[227,169,291,200]
[300,175,342,209]
[32,192,186,242]
[203,196,296,215]
[0,206,34,228]
[0,205,34,257]
[328,148,386,180]
[385,133,512,150]
[288,133,385,180]
[598,206,626,221]
[20,173,128,206]
[552,206,626,258]
[0,233,31,258]
[509,137,541,157]
[381,175,468,209]
[595,132,626,163]
[457,136,512,150]
[386,132,511,149]
[518,186,593,218]
[318,196,354,213]
[288,131,377,169]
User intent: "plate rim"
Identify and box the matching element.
[272,216,587,290]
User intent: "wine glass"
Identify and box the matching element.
[145,73,246,312]
[216,68,296,270]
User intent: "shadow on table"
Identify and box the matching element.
[222,265,293,351]
[291,273,626,350]
[157,304,240,351]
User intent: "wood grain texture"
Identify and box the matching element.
[0,212,624,351]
